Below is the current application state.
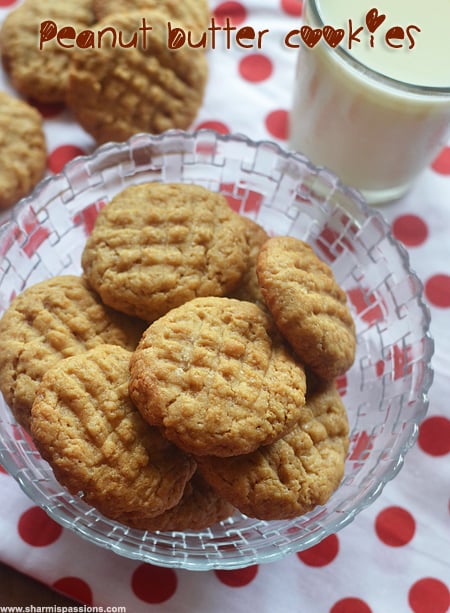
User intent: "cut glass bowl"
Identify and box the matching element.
[0,130,434,570]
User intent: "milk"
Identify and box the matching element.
[289,0,450,203]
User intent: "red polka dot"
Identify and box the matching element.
[375,506,416,547]
[18,506,63,547]
[0,0,19,6]
[239,54,273,82]
[331,597,372,613]
[265,109,288,140]
[196,120,230,135]
[425,274,450,308]
[392,214,429,247]
[418,416,450,456]
[214,1,247,25]
[335,374,348,396]
[432,146,450,175]
[0,463,7,474]
[409,578,450,613]
[27,99,65,119]
[297,534,339,567]
[52,577,93,605]
[47,144,86,174]
[131,564,177,604]
[281,0,303,16]
[215,565,258,587]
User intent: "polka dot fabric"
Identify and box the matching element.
[0,1,449,612]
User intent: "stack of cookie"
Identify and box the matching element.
[1,0,209,143]
[0,0,210,209]
[0,183,355,530]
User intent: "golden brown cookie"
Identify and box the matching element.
[129,296,307,457]
[231,217,269,306]
[93,0,210,36]
[66,10,208,144]
[0,0,96,103]
[257,236,356,380]
[30,345,196,521]
[0,275,146,430]
[197,380,350,520]
[119,473,234,532]
[0,92,47,210]
[81,183,250,321]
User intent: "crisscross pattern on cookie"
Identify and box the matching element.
[1,0,96,103]
[129,297,307,457]
[257,236,356,380]
[197,381,349,520]
[30,345,196,520]
[66,11,208,143]
[0,275,145,428]
[82,184,250,321]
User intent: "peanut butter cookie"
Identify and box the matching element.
[129,296,307,457]
[93,0,210,36]
[0,92,47,210]
[119,473,234,532]
[30,345,196,521]
[257,237,356,380]
[197,380,349,520]
[0,275,146,430]
[82,183,250,321]
[0,0,96,103]
[66,10,208,144]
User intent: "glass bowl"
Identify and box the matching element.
[0,130,434,571]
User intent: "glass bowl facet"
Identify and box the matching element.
[0,130,434,571]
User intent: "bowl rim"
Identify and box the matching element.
[0,129,435,570]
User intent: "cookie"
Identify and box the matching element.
[93,0,210,36]
[257,236,356,380]
[0,92,47,210]
[0,275,146,430]
[231,217,269,306]
[119,472,234,532]
[81,183,250,321]
[66,10,208,144]
[30,345,196,521]
[197,380,349,520]
[0,0,96,103]
[129,296,307,457]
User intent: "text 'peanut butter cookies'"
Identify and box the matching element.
[197,381,349,520]
[129,297,307,457]
[0,92,47,210]
[120,473,234,532]
[82,183,250,321]
[93,0,210,37]
[66,10,208,144]
[0,275,146,430]
[257,237,356,380]
[1,0,96,103]
[30,345,196,522]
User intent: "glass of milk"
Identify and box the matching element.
[289,0,450,204]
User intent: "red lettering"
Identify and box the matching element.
[347,19,364,49]
[406,24,421,49]
[385,26,405,49]
[57,26,76,49]
[284,29,300,48]
[39,20,57,50]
